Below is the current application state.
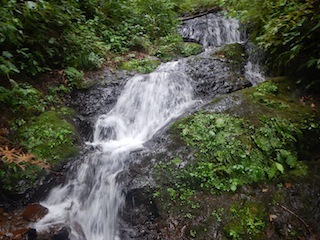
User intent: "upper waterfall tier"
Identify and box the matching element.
[179,13,243,47]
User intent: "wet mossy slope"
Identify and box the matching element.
[151,77,320,239]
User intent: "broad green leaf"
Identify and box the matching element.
[275,162,284,174]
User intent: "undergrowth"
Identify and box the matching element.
[154,113,306,202]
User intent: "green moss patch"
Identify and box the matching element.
[211,43,246,68]
[18,109,78,165]
[225,202,267,239]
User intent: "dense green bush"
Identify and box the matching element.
[0,0,183,77]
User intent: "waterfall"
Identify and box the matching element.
[33,61,195,240]
[33,13,263,240]
[179,13,243,47]
[244,43,265,85]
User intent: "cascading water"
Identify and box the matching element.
[34,61,195,240]
[34,13,263,240]
[179,13,243,47]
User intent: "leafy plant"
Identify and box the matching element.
[63,67,84,89]
[180,42,203,57]
[251,81,289,109]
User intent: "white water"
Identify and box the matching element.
[179,13,242,47]
[34,61,195,240]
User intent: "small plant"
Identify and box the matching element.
[251,81,290,109]
[211,208,224,222]
[225,203,266,239]
[162,113,303,193]
[255,81,278,94]
[180,42,203,57]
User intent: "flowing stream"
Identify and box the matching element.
[34,62,195,240]
[34,13,260,240]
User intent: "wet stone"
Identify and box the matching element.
[22,203,48,222]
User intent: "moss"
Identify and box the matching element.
[227,77,318,125]
[119,58,160,73]
[224,202,267,240]
[211,43,246,68]
[180,42,203,57]
[18,109,78,165]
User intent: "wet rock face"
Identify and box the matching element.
[186,56,251,99]
[69,69,134,118]
[67,69,134,142]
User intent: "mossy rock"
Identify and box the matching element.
[180,42,203,57]
[18,109,78,165]
[153,40,203,62]
[119,58,160,73]
[211,43,246,68]
[224,201,267,240]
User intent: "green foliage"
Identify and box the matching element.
[153,34,184,61]
[251,82,289,109]
[153,34,203,61]
[63,67,84,89]
[225,203,266,239]
[180,42,203,57]
[212,43,246,68]
[0,0,83,75]
[168,113,303,193]
[119,58,160,73]
[172,0,220,14]
[135,0,178,41]
[0,0,189,77]
[62,20,107,69]
[18,110,77,163]
[0,81,46,114]
[0,158,42,192]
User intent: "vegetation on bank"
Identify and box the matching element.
[153,78,319,239]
